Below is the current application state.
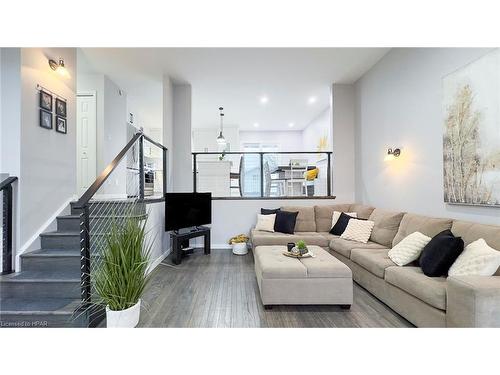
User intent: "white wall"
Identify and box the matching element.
[145,201,171,271]
[239,130,303,151]
[173,84,193,192]
[19,48,77,249]
[332,84,356,202]
[302,108,331,152]
[355,48,500,225]
[77,73,128,196]
[0,48,21,179]
[162,75,174,192]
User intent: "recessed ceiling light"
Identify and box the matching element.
[308,96,317,104]
[260,96,269,104]
[288,122,295,128]
[253,122,260,128]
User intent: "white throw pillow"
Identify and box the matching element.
[255,214,276,232]
[331,211,358,228]
[388,231,431,266]
[448,238,500,277]
[340,219,375,243]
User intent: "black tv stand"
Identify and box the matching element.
[171,226,210,265]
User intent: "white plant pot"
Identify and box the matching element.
[232,242,248,255]
[106,299,141,328]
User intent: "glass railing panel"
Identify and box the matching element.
[193,151,331,198]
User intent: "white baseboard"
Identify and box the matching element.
[211,244,232,250]
[147,248,172,274]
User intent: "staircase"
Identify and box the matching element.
[0,201,147,327]
[0,204,84,327]
[1,131,164,328]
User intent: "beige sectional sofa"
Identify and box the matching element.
[250,204,500,327]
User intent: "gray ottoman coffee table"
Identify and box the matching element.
[254,245,353,309]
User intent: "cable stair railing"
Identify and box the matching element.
[73,131,167,327]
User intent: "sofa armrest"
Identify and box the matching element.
[447,276,500,327]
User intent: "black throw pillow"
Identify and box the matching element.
[274,210,299,234]
[261,208,280,215]
[330,212,356,235]
[419,229,464,277]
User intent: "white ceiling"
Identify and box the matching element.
[79,48,389,131]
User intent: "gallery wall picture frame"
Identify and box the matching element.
[55,116,67,134]
[39,90,53,111]
[55,98,67,117]
[40,109,53,129]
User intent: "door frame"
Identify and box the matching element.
[76,91,97,196]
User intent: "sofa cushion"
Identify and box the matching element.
[451,220,500,251]
[384,266,447,310]
[392,213,453,247]
[350,248,396,278]
[348,204,375,219]
[329,237,387,258]
[368,208,405,247]
[318,232,339,243]
[251,229,329,248]
[281,206,316,232]
[314,204,352,232]
[254,246,307,279]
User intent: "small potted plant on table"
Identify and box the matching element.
[295,240,308,256]
[229,234,249,255]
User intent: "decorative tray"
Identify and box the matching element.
[282,251,314,258]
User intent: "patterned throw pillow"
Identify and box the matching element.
[448,238,500,277]
[340,219,375,243]
[388,232,431,266]
[255,214,276,232]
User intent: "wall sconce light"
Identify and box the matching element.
[49,57,70,78]
[384,147,401,161]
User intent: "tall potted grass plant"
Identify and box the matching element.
[93,216,152,328]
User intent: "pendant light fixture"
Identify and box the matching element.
[216,106,227,146]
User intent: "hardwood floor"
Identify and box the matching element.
[138,249,413,328]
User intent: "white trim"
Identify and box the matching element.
[211,244,232,250]
[147,247,172,274]
[16,195,77,270]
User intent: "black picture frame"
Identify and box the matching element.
[55,98,67,117]
[39,90,52,111]
[39,109,52,129]
[56,116,67,134]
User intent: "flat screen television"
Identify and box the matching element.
[165,192,212,231]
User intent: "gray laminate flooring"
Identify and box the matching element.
[138,249,413,328]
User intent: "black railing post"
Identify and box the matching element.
[80,204,91,304]
[139,136,145,199]
[163,147,167,195]
[1,184,13,275]
[260,153,264,198]
[193,153,197,192]
[327,152,332,196]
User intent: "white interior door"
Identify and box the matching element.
[77,92,97,196]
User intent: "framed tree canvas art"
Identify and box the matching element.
[443,49,500,206]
